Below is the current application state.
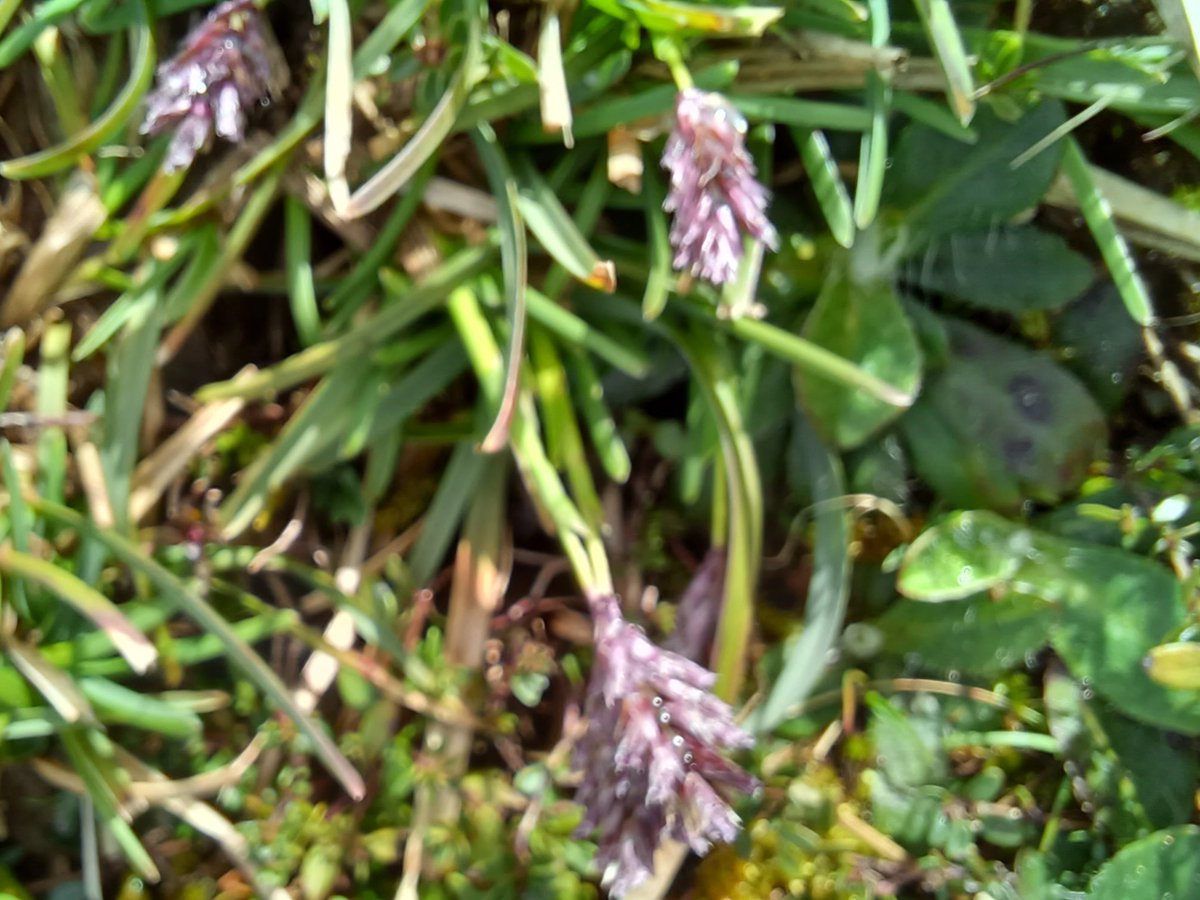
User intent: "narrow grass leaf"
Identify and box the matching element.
[1061,137,1155,324]
[324,0,354,213]
[79,677,202,737]
[0,2,154,179]
[891,91,977,143]
[538,9,573,145]
[530,328,604,526]
[218,359,376,537]
[514,157,616,291]
[407,442,489,587]
[344,0,484,217]
[524,287,648,377]
[57,731,161,880]
[36,323,71,508]
[159,166,284,363]
[854,0,890,229]
[748,412,851,732]
[722,315,914,407]
[102,285,160,528]
[284,198,321,345]
[0,0,86,69]
[0,546,156,674]
[730,94,872,131]
[564,346,632,483]
[795,128,855,248]
[641,167,673,318]
[602,0,782,35]
[0,329,26,413]
[472,125,529,452]
[5,637,98,725]
[670,326,762,701]
[196,240,496,402]
[912,0,975,124]
[29,498,366,801]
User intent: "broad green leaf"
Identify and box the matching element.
[898,511,1032,600]
[1052,284,1143,411]
[795,243,922,449]
[904,226,1094,313]
[876,592,1052,677]
[1096,704,1199,828]
[902,511,1200,734]
[901,317,1107,511]
[887,101,1066,242]
[1087,826,1200,899]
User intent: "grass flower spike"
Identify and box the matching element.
[573,592,759,898]
[141,0,286,172]
[661,89,779,286]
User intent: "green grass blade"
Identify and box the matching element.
[102,284,160,529]
[344,0,484,217]
[284,197,321,346]
[513,156,616,291]
[29,497,366,801]
[913,0,975,124]
[472,125,529,452]
[35,322,71,509]
[406,441,489,587]
[5,637,98,725]
[524,287,648,377]
[79,677,202,737]
[730,94,872,131]
[670,326,762,701]
[748,412,851,732]
[196,240,497,402]
[218,358,376,537]
[0,442,32,616]
[1061,137,1155,324]
[563,347,631,484]
[641,167,674,319]
[0,546,157,674]
[324,0,354,211]
[795,128,855,248]
[854,0,891,229]
[722,314,915,407]
[530,327,604,526]
[0,328,26,414]
[0,0,86,69]
[0,1,154,179]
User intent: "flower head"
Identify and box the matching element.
[661,89,778,286]
[141,0,287,172]
[573,593,759,898]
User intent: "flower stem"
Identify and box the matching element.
[652,34,694,91]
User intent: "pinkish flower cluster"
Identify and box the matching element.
[573,592,758,898]
[141,0,286,172]
[661,89,779,286]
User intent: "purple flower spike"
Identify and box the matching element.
[573,593,759,898]
[141,0,287,172]
[661,89,779,287]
